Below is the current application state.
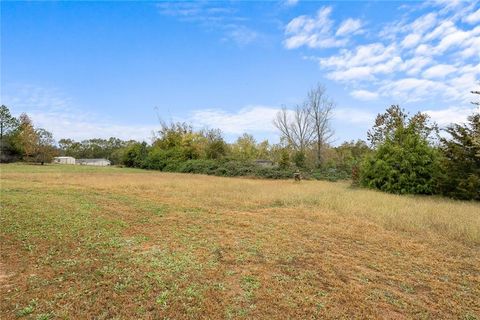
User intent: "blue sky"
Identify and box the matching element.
[1,0,479,144]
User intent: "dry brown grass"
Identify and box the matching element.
[1,164,479,319]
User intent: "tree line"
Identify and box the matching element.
[1,86,478,200]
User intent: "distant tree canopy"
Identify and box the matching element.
[3,88,479,201]
[58,137,135,164]
[0,106,57,164]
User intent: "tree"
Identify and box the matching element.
[122,142,149,168]
[306,84,334,168]
[231,133,258,161]
[273,104,314,153]
[201,128,227,160]
[0,105,21,162]
[437,113,480,200]
[367,105,437,148]
[16,113,38,161]
[360,106,439,195]
[361,126,439,194]
[0,105,18,140]
[273,84,335,168]
[334,139,372,175]
[36,128,57,164]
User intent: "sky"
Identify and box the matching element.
[1,0,479,144]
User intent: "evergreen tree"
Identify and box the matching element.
[437,113,480,200]
[361,106,439,195]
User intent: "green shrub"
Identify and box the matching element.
[360,127,439,194]
[122,142,149,168]
[311,167,350,182]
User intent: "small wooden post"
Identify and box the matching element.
[294,172,301,181]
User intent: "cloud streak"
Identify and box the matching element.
[285,2,480,106]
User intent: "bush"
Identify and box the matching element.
[122,142,149,168]
[311,167,350,182]
[360,127,439,194]
[177,159,219,174]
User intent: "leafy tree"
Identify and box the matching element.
[277,148,291,169]
[292,150,306,168]
[122,142,149,168]
[36,128,57,164]
[367,105,437,148]
[15,113,39,161]
[361,126,439,194]
[0,105,21,162]
[361,107,439,194]
[230,133,258,161]
[437,113,480,200]
[0,105,19,140]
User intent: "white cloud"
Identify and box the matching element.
[350,90,379,101]
[189,106,280,135]
[378,77,462,103]
[1,85,157,142]
[336,18,363,37]
[422,64,457,79]
[28,111,158,142]
[401,56,433,75]
[284,7,347,49]
[224,25,258,45]
[401,33,422,48]
[156,2,259,46]
[334,108,375,125]
[464,8,480,24]
[284,0,299,7]
[425,106,478,126]
[290,1,480,105]
[318,43,402,81]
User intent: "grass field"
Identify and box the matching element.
[1,163,479,319]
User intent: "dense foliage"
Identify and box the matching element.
[361,126,439,194]
[1,98,478,200]
[437,114,480,200]
[360,105,479,200]
[0,106,57,164]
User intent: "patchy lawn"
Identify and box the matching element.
[1,163,479,319]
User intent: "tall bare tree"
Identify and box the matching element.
[273,104,314,152]
[307,84,334,168]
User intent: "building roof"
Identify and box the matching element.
[76,158,110,162]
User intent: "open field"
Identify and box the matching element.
[1,164,479,319]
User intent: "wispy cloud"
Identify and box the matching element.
[284,0,299,7]
[425,105,479,126]
[189,106,279,135]
[336,18,364,37]
[287,2,480,105]
[1,85,158,142]
[350,89,379,101]
[334,108,375,125]
[156,2,258,46]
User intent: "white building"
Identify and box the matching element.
[76,158,111,166]
[53,156,76,165]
